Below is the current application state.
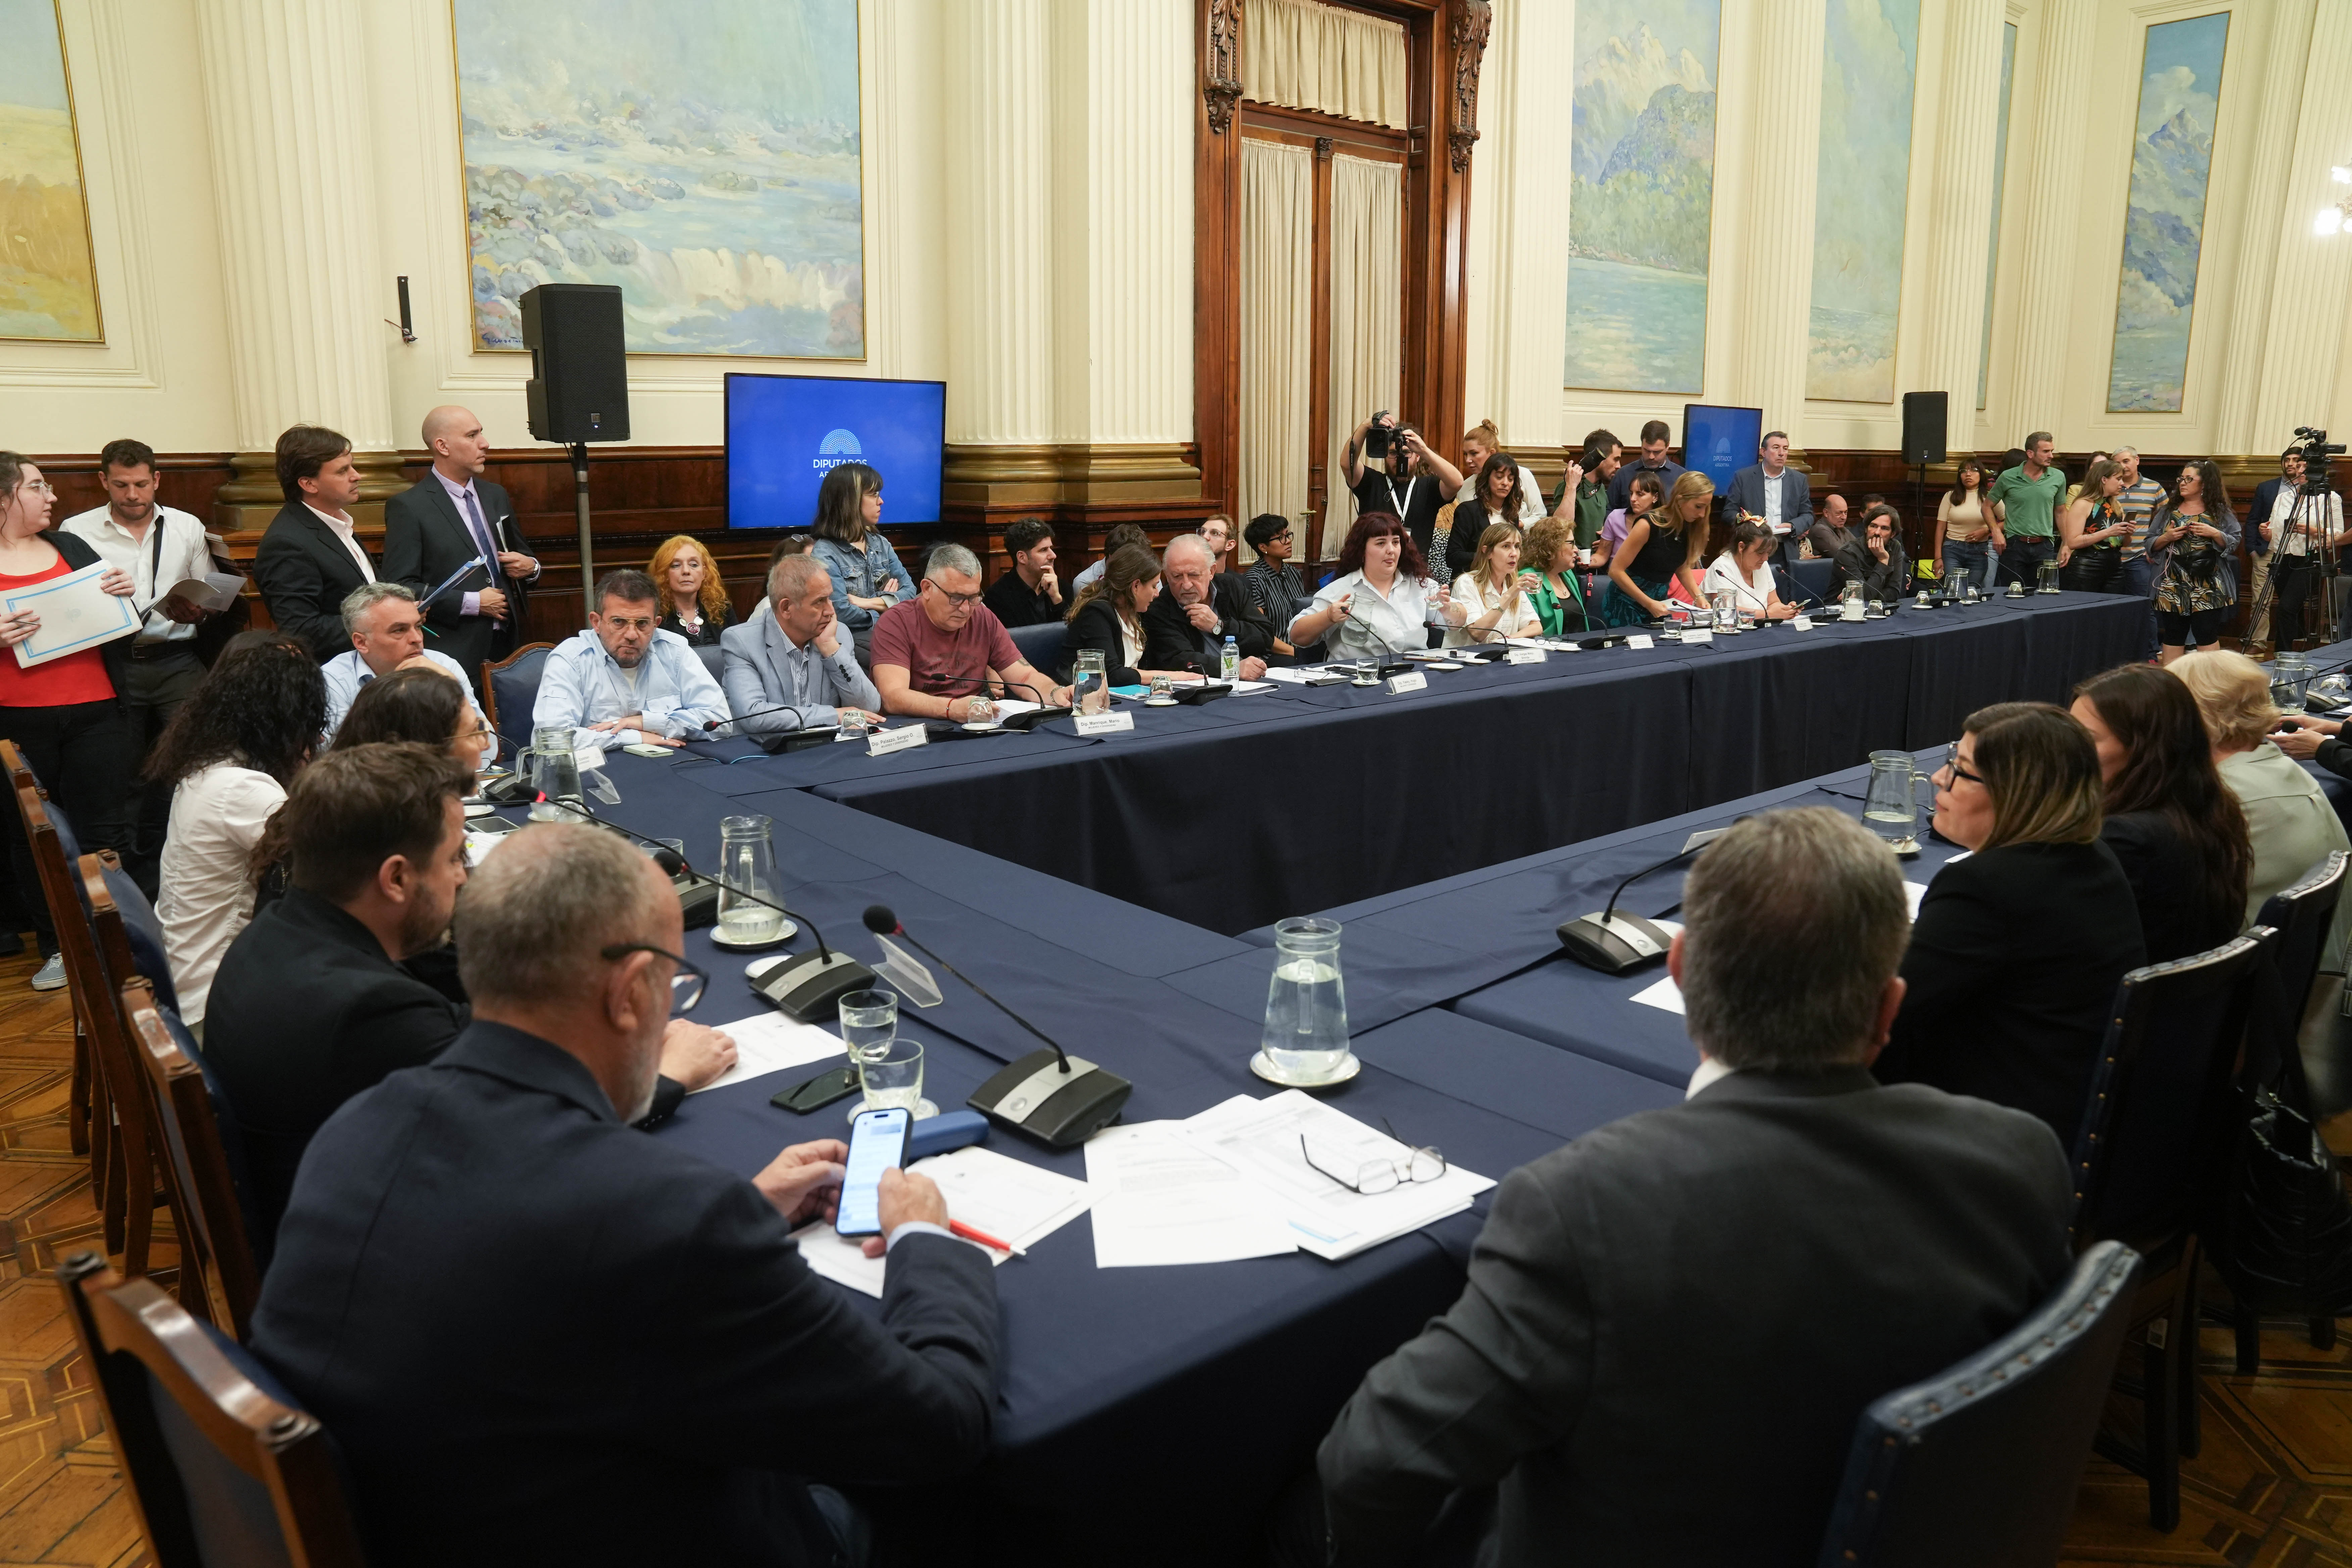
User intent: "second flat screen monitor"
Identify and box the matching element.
[1680,404,1763,493]
[726,374,945,529]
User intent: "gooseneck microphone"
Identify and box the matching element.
[1556,825,1736,975]
[701,700,837,751]
[861,903,1130,1147]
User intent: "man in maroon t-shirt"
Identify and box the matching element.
[870,543,1072,720]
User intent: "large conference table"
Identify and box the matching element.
[542,591,2158,1563]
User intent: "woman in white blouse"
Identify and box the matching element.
[1290,512,1466,661]
[1699,521,1798,622]
[1448,523,1541,644]
[149,632,324,1029]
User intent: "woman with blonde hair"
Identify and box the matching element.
[1516,515,1592,636]
[1874,701,2147,1142]
[647,535,733,647]
[1604,470,1710,625]
[1449,523,1541,645]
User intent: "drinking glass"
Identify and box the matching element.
[529,725,582,821]
[1259,917,1354,1084]
[1073,649,1109,715]
[836,708,871,743]
[1148,673,1174,701]
[646,838,687,878]
[2036,558,2061,594]
[965,695,997,727]
[1352,659,1378,685]
[837,989,899,1064]
[858,1037,926,1114]
[715,814,787,945]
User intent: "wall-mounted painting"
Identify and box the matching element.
[2107,11,2227,413]
[1563,0,1720,395]
[0,0,101,342]
[1978,21,2016,410]
[1807,0,1920,403]
[451,0,864,358]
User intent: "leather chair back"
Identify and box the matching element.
[1787,556,1838,607]
[2252,850,2346,1020]
[55,1252,365,1568]
[1009,618,1068,679]
[693,640,725,681]
[483,641,554,751]
[1815,1241,2141,1567]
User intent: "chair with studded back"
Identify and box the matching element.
[55,1251,366,1568]
[483,640,555,754]
[3,739,93,1159]
[1815,1240,2142,1566]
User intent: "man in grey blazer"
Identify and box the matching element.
[1302,807,2074,1567]
[718,552,882,746]
[1727,429,1812,564]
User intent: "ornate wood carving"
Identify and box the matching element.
[1315,135,1333,163]
[1205,0,1243,134]
[1448,0,1491,174]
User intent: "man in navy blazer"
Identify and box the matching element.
[251,823,997,1567]
[1725,430,1812,564]
[381,406,539,693]
[251,424,379,662]
[718,553,882,746]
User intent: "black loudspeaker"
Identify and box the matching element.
[1900,391,1948,466]
[521,285,630,443]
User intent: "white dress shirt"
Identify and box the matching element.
[1296,569,1440,660]
[1446,573,1540,644]
[2270,486,2345,557]
[1685,1056,1736,1100]
[1700,554,1778,614]
[158,761,285,1026]
[60,503,211,644]
[304,504,377,582]
[532,627,729,748]
[1761,470,1788,528]
[320,647,498,763]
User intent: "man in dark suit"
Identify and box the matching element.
[381,406,539,693]
[1296,808,2073,1567]
[1726,429,1812,564]
[1143,533,1272,677]
[204,744,737,1250]
[251,821,997,1567]
[251,424,379,661]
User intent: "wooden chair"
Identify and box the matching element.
[3,739,91,1158]
[481,640,555,753]
[121,977,265,1339]
[56,1252,367,1568]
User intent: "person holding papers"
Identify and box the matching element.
[1293,810,2072,1568]
[382,407,538,692]
[0,451,138,988]
[532,569,728,750]
[1288,512,1465,662]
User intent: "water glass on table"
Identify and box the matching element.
[838,989,899,1065]
[858,1037,926,1115]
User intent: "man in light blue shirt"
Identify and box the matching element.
[322,582,496,761]
[718,554,882,745]
[533,569,727,750]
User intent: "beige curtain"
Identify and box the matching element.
[1240,137,1315,543]
[1324,153,1402,556]
[1246,0,1408,130]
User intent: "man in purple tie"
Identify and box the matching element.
[383,406,542,695]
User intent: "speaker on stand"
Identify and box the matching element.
[521,284,632,601]
[1901,392,1949,580]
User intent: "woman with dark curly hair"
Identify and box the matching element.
[1287,511,1466,661]
[149,630,325,1029]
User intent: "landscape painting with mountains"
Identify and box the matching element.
[1564,0,1720,394]
[2108,12,2227,413]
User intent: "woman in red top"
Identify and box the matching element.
[1,452,138,988]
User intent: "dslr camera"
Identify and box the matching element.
[2290,425,2345,485]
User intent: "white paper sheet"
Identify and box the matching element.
[916,1145,1092,1252]
[158,572,246,612]
[1904,881,1929,920]
[1631,974,1685,1015]
[1084,1122,1297,1267]
[3,561,140,668]
[1260,668,1323,684]
[691,1011,848,1094]
[1172,1091,1491,1261]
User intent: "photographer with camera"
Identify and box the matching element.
[2256,429,2349,648]
[1343,411,1465,566]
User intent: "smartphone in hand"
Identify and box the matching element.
[835,1107,913,1237]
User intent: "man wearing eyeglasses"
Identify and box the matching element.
[251,822,996,1568]
[533,567,729,750]
[201,747,741,1248]
[870,542,1074,719]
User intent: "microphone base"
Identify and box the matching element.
[1556,912,1674,975]
[747,949,880,1022]
[968,1048,1132,1148]
[768,729,837,754]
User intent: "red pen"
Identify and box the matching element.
[948,1219,1025,1257]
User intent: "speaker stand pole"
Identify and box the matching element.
[569,442,594,600]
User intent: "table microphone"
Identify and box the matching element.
[702,702,839,752]
[975,676,1064,731]
[862,904,1131,1147]
[1557,825,1735,974]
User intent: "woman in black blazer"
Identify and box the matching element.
[649,535,733,647]
[1063,542,1187,687]
[1875,702,2146,1145]
[2069,663,2250,962]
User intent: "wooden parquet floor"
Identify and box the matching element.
[0,947,2341,1566]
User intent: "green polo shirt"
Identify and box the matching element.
[1988,464,2067,540]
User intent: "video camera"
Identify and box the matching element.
[2291,426,2345,487]
[1362,411,1417,467]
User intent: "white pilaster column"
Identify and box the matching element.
[944,0,1055,445]
[2002,0,2096,441]
[1728,3,1826,430]
[193,0,394,456]
[2248,5,2352,454]
[2215,0,2315,455]
[1919,0,2004,453]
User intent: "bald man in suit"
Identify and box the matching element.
[381,407,539,694]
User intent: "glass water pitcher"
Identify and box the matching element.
[1259,917,1355,1085]
[1862,750,1936,855]
[716,814,787,945]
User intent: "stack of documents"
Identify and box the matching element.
[792,1146,1090,1297]
[1084,1122,1298,1267]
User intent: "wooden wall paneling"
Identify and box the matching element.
[1309,136,1336,531]
[1196,0,1245,524]
[24,454,237,540]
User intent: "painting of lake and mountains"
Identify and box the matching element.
[1808,0,1920,402]
[2108,12,2227,413]
[452,0,863,358]
[1563,0,1720,394]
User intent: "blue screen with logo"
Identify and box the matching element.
[1680,403,1764,492]
[725,374,946,529]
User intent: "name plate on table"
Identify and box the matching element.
[1505,648,1546,665]
[1386,671,1428,694]
[1792,615,1815,631]
[1072,710,1134,736]
[1680,629,1713,645]
[1625,634,1655,650]
[1840,601,1866,623]
[868,725,928,757]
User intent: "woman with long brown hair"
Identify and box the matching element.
[1449,523,1541,644]
[1604,470,1710,625]
[1934,457,1994,592]
[2056,459,2129,594]
[1063,544,1190,686]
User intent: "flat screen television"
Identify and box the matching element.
[1680,403,1764,493]
[725,374,945,529]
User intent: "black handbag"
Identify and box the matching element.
[2207,959,2352,1316]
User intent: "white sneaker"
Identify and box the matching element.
[29,954,64,991]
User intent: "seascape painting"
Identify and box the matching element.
[1807,0,1920,402]
[2107,12,2227,413]
[1563,0,1719,395]
[451,0,864,358]
[1978,22,2015,410]
[0,0,100,342]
